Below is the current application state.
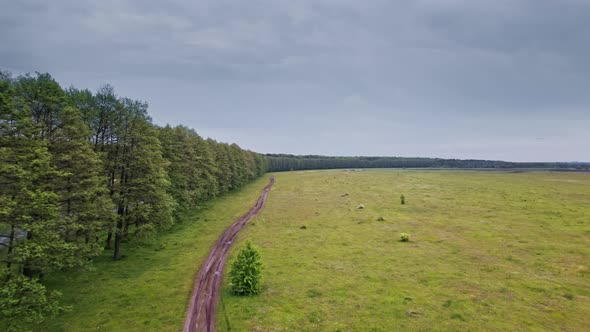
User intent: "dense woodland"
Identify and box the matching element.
[266,154,589,172]
[0,71,267,329]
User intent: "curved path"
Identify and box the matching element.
[183,177,275,332]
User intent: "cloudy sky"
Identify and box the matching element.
[2,0,589,162]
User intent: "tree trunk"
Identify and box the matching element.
[23,230,35,278]
[123,219,130,238]
[6,224,15,269]
[113,203,126,260]
[105,231,113,249]
[113,232,122,260]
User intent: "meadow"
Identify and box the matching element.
[33,170,590,331]
[219,170,590,331]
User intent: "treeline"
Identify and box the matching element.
[266,154,589,172]
[0,71,267,328]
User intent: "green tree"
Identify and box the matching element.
[0,267,69,332]
[12,73,113,271]
[190,131,219,200]
[208,139,232,194]
[48,106,114,264]
[111,98,174,260]
[1,73,62,277]
[158,125,194,207]
[158,125,219,209]
[0,73,68,328]
[227,144,247,189]
[66,85,121,249]
[67,87,175,259]
[230,241,263,296]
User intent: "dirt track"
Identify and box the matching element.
[183,177,275,332]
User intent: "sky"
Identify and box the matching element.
[1,0,589,162]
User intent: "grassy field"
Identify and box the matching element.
[36,176,271,331]
[28,170,590,331]
[219,170,590,331]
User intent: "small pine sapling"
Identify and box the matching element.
[230,241,263,296]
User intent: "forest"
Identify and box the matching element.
[0,71,267,329]
[266,154,589,172]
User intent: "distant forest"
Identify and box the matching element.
[266,154,590,172]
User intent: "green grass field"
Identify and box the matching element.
[219,170,590,331]
[33,170,590,331]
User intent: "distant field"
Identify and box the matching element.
[219,170,590,331]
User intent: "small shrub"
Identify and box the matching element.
[400,233,410,242]
[308,311,323,324]
[450,313,465,321]
[0,269,71,331]
[400,194,405,205]
[306,289,322,298]
[230,241,263,296]
[377,216,386,221]
[300,225,307,230]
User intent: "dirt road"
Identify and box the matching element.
[183,177,275,332]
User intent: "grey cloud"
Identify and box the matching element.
[1,0,588,161]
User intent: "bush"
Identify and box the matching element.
[0,268,70,331]
[400,233,410,242]
[230,241,263,296]
[400,194,405,205]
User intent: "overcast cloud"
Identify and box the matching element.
[1,0,589,161]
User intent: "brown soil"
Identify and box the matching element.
[183,177,275,332]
